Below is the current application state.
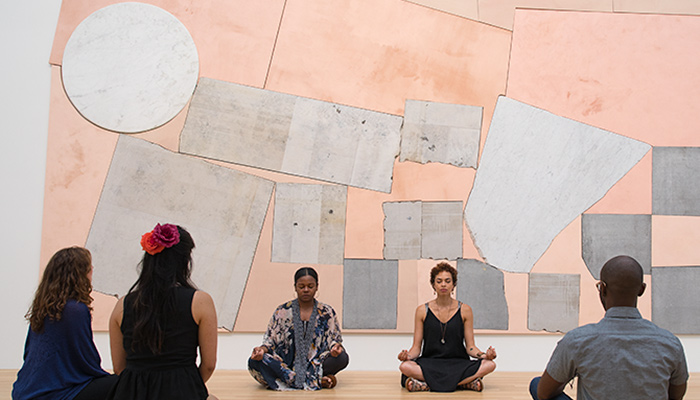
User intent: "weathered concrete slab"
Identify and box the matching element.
[400,100,482,168]
[342,259,398,329]
[180,78,403,193]
[528,273,580,332]
[421,201,464,260]
[464,96,651,273]
[86,136,274,330]
[383,201,422,260]
[652,147,700,216]
[652,266,700,334]
[383,201,463,260]
[582,214,652,279]
[456,259,508,330]
[271,183,347,265]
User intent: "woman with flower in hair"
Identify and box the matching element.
[13,246,118,400]
[248,266,348,390]
[107,224,218,400]
[397,262,497,392]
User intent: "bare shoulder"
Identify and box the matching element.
[110,296,125,325]
[415,303,428,320]
[112,297,124,319]
[193,290,215,309]
[460,302,473,319]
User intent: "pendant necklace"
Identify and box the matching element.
[440,321,447,344]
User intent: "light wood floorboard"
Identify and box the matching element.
[2,370,699,399]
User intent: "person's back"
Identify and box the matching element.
[546,307,686,399]
[108,224,217,400]
[122,286,199,370]
[531,255,688,400]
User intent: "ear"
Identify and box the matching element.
[638,282,646,297]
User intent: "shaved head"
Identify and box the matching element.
[599,255,646,308]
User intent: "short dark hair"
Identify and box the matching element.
[430,262,457,286]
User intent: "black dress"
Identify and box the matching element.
[108,287,208,400]
[415,302,481,392]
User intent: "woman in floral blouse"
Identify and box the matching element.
[248,267,349,390]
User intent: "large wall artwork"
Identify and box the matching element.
[41,0,700,335]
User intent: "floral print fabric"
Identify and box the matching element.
[250,300,343,390]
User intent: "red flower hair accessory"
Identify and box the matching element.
[140,223,180,255]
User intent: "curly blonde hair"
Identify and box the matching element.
[26,247,93,332]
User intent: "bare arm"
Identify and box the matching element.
[669,382,686,400]
[192,291,217,383]
[461,303,496,360]
[537,370,567,400]
[398,305,425,361]
[109,297,127,375]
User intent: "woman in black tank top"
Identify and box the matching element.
[397,262,497,392]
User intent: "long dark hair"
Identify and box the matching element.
[128,225,196,354]
[27,247,93,332]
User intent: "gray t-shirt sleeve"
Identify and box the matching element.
[545,336,577,384]
[670,338,689,386]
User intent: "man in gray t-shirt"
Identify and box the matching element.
[530,255,688,400]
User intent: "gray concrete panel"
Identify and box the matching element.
[581,214,651,279]
[400,100,482,168]
[456,259,508,330]
[180,78,402,193]
[652,266,700,334]
[465,96,651,273]
[421,201,463,260]
[528,273,580,332]
[383,201,422,260]
[652,147,700,216]
[180,78,292,171]
[271,183,346,265]
[342,259,399,329]
[86,136,274,330]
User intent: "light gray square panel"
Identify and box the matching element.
[422,201,463,260]
[383,201,422,260]
[581,214,651,280]
[528,273,580,333]
[456,259,508,330]
[272,183,347,265]
[86,136,274,330]
[400,100,482,168]
[343,259,398,329]
[652,147,700,216]
[652,266,700,334]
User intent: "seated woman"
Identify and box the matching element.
[13,246,118,400]
[248,266,349,390]
[398,262,497,392]
[107,224,218,400]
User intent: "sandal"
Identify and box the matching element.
[322,374,337,388]
[406,377,430,392]
[458,377,483,392]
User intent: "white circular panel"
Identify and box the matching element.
[62,2,199,133]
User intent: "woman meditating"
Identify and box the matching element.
[248,267,349,390]
[398,262,497,392]
[13,246,117,400]
[107,224,218,400]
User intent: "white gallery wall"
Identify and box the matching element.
[1,0,698,373]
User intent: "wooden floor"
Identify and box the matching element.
[2,370,699,399]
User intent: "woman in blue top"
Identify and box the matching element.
[13,246,117,400]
